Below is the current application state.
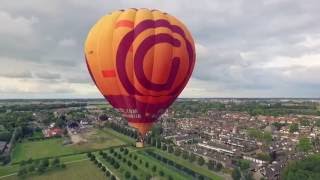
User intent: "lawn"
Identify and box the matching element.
[151,148,223,180]
[102,128,136,144]
[11,138,76,163]
[11,129,128,163]
[2,160,106,180]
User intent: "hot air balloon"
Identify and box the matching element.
[84,8,195,147]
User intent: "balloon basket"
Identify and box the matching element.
[136,141,144,148]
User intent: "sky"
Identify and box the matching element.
[0,0,320,99]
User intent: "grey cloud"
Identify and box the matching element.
[0,0,319,98]
[35,72,61,79]
[0,71,33,78]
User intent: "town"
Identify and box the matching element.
[0,98,319,180]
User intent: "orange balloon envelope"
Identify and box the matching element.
[84,8,195,136]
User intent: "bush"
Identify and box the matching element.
[162,144,167,151]
[145,162,149,168]
[114,162,120,169]
[131,175,138,180]
[102,166,106,171]
[198,157,205,166]
[120,147,124,152]
[159,170,164,176]
[152,165,157,172]
[127,161,132,167]
[60,163,66,168]
[125,171,131,179]
[111,175,116,180]
[28,165,35,172]
[106,170,111,177]
[87,152,92,158]
[132,164,138,170]
[109,148,114,153]
[124,149,129,155]
[145,174,152,180]
[133,155,137,160]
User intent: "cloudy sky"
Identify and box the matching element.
[0,0,319,99]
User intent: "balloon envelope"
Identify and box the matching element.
[84,8,195,135]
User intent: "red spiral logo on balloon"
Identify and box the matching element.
[116,19,195,96]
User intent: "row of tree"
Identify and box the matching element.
[17,157,65,177]
[87,152,116,180]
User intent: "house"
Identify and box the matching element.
[43,128,63,138]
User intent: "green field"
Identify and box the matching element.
[2,160,106,180]
[11,129,128,163]
[11,138,75,163]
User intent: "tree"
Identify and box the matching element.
[182,151,189,160]
[198,156,205,166]
[189,153,196,162]
[124,148,129,155]
[216,162,223,171]
[289,123,299,133]
[131,175,138,180]
[152,165,157,172]
[156,139,162,149]
[232,168,241,180]
[106,170,111,177]
[127,160,132,167]
[239,159,250,171]
[111,175,116,180]
[207,160,216,170]
[315,120,320,127]
[132,164,138,170]
[114,162,120,169]
[256,153,272,162]
[28,165,35,172]
[102,166,106,172]
[17,167,28,177]
[145,162,149,168]
[159,170,164,176]
[168,145,174,153]
[297,137,312,152]
[174,148,181,156]
[41,159,49,168]
[300,119,310,126]
[125,171,131,179]
[52,157,60,167]
[162,144,167,151]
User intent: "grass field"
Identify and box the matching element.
[11,138,75,163]
[11,129,128,163]
[2,160,106,180]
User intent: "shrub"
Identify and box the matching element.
[106,170,111,177]
[127,161,132,167]
[152,165,157,172]
[159,170,164,176]
[125,171,131,179]
[145,162,149,168]
[132,164,138,170]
